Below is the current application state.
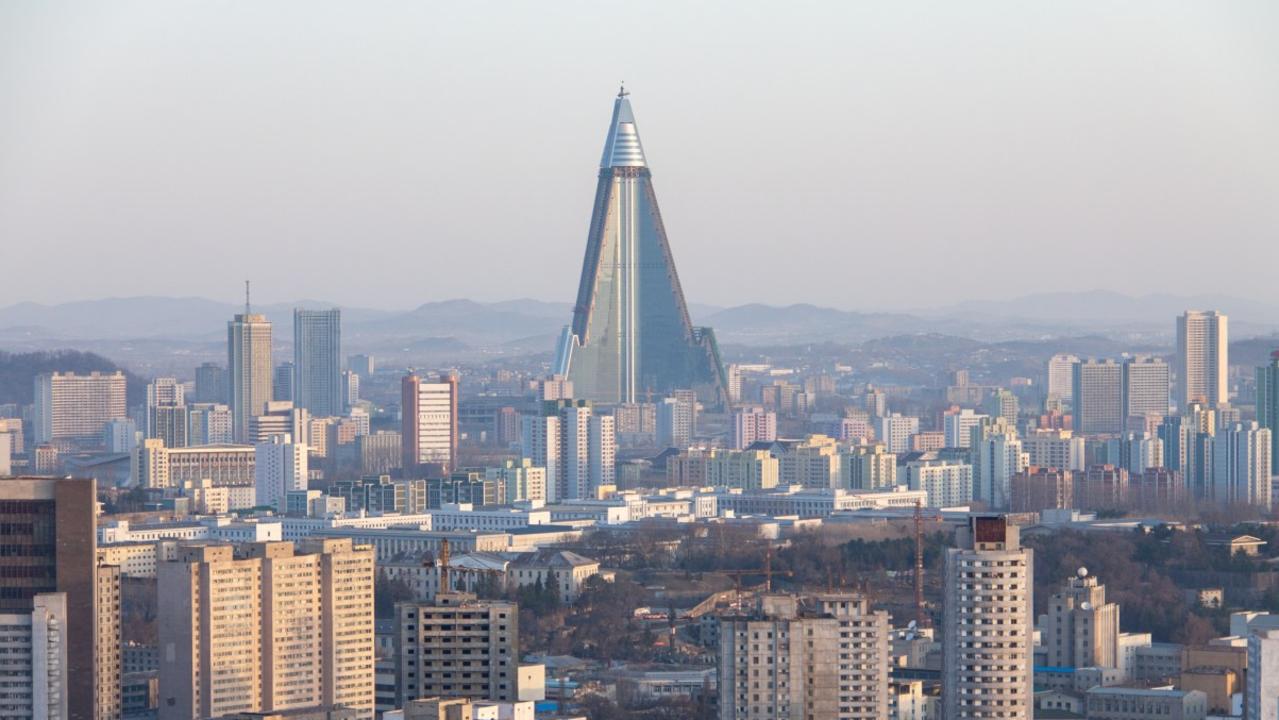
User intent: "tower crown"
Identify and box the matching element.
[600,92,647,168]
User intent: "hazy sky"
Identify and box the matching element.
[2,1,1277,311]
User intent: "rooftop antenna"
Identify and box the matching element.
[618,82,629,98]
[244,280,251,315]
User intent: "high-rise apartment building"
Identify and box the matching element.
[842,444,897,490]
[94,559,122,720]
[1176,310,1228,410]
[341,370,360,410]
[554,91,727,406]
[877,413,919,453]
[401,372,458,474]
[273,362,295,403]
[1211,422,1272,508]
[0,593,69,719]
[1256,351,1279,473]
[151,403,189,449]
[0,477,103,720]
[34,371,127,446]
[537,374,574,402]
[189,403,234,445]
[250,401,311,446]
[1047,354,1080,407]
[0,417,25,456]
[732,406,777,450]
[1072,359,1123,435]
[1105,432,1164,475]
[942,516,1033,720]
[485,459,548,504]
[1010,466,1073,513]
[255,435,308,509]
[776,435,841,489]
[520,400,615,501]
[228,310,274,443]
[986,389,1019,426]
[906,459,974,507]
[395,592,520,705]
[1077,465,1130,510]
[145,376,184,407]
[194,362,228,403]
[157,539,375,720]
[1039,569,1119,670]
[1121,357,1170,424]
[943,409,988,449]
[656,395,694,449]
[1248,627,1279,720]
[1022,429,1085,472]
[348,354,375,379]
[969,420,1028,510]
[294,309,342,418]
[717,592,891,720]
[102,418,137,455]
[668,448,778,490]
[706,449,780,491]
[356,431,401,476]
[145,377,185,439]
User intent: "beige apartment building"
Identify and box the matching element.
[158,539,375,720]
[1039,569,1120,671]
[717,592,891,720]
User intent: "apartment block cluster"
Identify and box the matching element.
[0,474,558,720]
[6,300,1279,720]
[709,515,1279,720]
[653,310,1274,520]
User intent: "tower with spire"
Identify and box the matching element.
[554,91,728,408]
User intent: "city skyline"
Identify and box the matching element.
[3,3,1278,309]
[3,4,1279,719]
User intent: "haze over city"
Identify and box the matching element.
[6,4,1279,720]
[3,1,1279,309]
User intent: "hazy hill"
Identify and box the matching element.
[929,290,1279,328]
[0,292,1275,367]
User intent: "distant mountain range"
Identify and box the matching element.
[920,290,1279,327]
[0,292,1274,372]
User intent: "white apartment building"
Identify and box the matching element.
[906,459,974,508]
[942,516,1033,720]
[34,371,127,445]
[878,414,920,453]
[944,409,988,449]
[255,435,308,509]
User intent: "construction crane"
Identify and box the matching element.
[722,548,793,607]
[914,500,929,628]
[429,538,507,597]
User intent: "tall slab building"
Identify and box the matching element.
[555,90,728,407]
[228,308,273,443]
[0,476,111,720]
[293,308,342,418]
[1176,310,1228,410]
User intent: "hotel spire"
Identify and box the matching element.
[555,91,727,407]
